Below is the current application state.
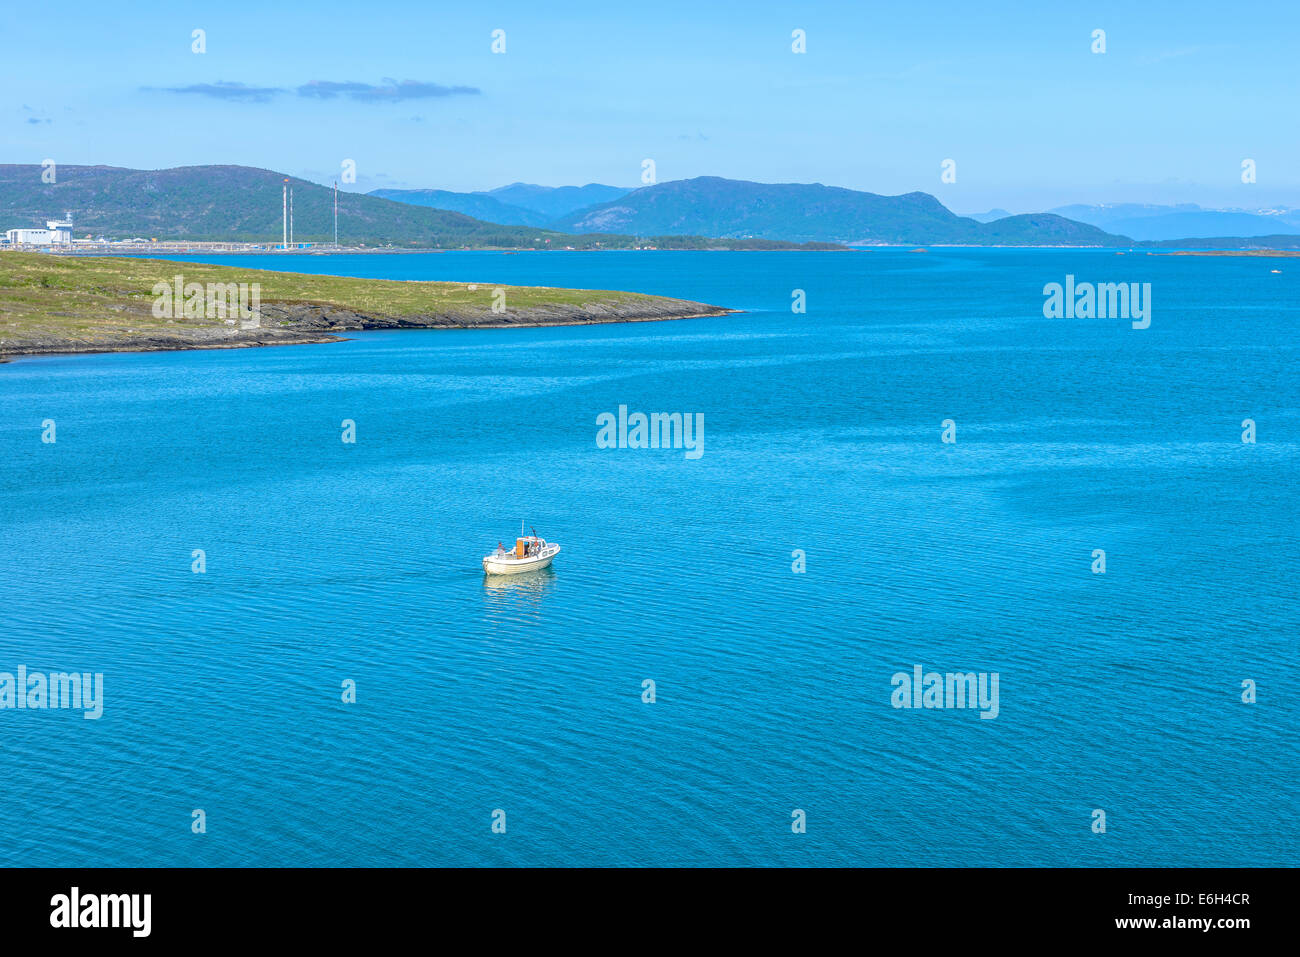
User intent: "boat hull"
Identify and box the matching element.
[482,545,560,575]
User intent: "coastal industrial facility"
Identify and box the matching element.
[1,192,318,253]
[4,214,75,246]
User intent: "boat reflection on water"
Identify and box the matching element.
[481,564,558,622]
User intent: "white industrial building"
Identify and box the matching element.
[5,215,74,246]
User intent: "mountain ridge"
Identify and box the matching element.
[549,177,1127,245]
[1049,203,1300,240]
[0,164,570,247]
[0,165,831,250]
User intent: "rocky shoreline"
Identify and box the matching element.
[0,297,737,360]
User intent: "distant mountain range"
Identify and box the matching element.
[0,165,826,250]
[964,209,1012,223]
[1048,203,1300,241]
[7,164,1297,249]
[377,177,1126,246]
[549,178,1128,244]
[481,183,632,219]
[0,164,578,247]
[365,189,553,227]
[367,183,632,228]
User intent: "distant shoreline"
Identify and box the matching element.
[16,246,845,256]
[0,313,738,362]
[1164,249,1300,257]
[15,244,1294,257]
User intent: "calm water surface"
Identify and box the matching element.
[1,249,1296,865]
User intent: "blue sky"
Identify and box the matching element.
[5,0,1298,212]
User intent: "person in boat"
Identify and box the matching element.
[496,542,506,558]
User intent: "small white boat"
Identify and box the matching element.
[483,526,561,575]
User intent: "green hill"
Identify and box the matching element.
[0,164,592,247]
[0,250,734,357]
[553,176,1130,245]
[0,165,1134,248]
[0,165,842,250]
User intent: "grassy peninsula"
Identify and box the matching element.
[0,252,734,358]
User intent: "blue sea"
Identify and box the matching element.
[1,249,1296,866]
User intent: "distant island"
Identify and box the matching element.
[0,252,734,359]
[1134,235,1300,251]
[1165,249,1300,257]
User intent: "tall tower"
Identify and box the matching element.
[282,179,288,249]
[334,181,338,248]
[289,186,294,246]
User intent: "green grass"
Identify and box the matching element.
[0,251,667,346]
